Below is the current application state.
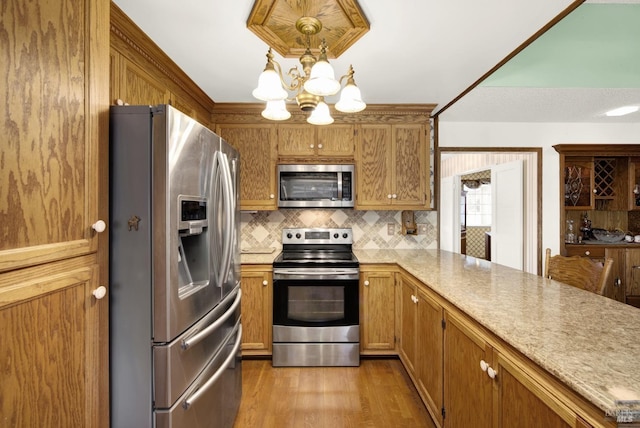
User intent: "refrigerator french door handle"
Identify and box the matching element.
[181,289,241,350]
[217,151,234,288]
[182,324,242,410]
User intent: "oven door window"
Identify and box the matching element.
[288,285,344,322]
[273,279,358,327]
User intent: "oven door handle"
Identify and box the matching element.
[182,323,242,410]
[181,289,241,350]
[273,270,359,280]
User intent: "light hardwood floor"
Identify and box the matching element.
[233,358,436,428]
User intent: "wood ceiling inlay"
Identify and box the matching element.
[247,0,369,58]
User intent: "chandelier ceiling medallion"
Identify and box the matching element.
[247,0,370,125]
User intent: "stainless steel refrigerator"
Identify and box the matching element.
[109,104,241,428]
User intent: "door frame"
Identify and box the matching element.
[436,147,543,275]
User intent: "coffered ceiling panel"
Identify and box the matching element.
[247,0,369,58]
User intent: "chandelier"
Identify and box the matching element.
[252,16,366,125]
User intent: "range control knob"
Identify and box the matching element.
[334,233,339,239]
[295,233,301,239]
[343,233,348,239]
[286,233,293,239]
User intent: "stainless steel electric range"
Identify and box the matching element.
[272,228,360,367]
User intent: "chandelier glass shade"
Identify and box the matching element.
[252,16,366,125]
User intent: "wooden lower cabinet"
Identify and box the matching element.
[360,266,397,354]
[441,310,609,428]
[494,351,574,428]
[399,272,444,427]
[240,265,273,356]
[443,310,493,428]
[0,258,102,427]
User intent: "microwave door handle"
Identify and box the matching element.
[182,323,242,410]
[337,172,343,200]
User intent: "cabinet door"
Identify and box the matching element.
[216,124,277,210]
[0,260,102,427]
[316,125,355,158]
[392,124,429,208]
[240,267,272,355]
[494,351,574,428]
[356,124,392,208]
[443,311,493,428]
[415,287,444,427]
[563,157,594,210]
[360,269,396,354]
[399,276,417,375]
[605,248,626,302]
[277,124,316,158]
[625,249,640,298]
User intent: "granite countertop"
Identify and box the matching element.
[240,248,280,265]
[355,249,640,420]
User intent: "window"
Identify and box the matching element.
[464,184,491,227]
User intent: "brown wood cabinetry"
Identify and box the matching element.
[216,124,278,210]
[1,0,109,426]
[399,272,444,427]
[356,123,429,209]
[443,310,592,428]
[359,266,397,355]
[110,4,215,126]
[240,265,273,356]
[277,124,355,161]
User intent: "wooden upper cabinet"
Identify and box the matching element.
[216,124,278,210]
[356,123,429,210]
[277,124,355,161]
[277,124,315,158]
[1,0,108,272]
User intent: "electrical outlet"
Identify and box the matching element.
[417,223,427,235]
[387,223,395,235]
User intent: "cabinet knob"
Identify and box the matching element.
[487,367,497,379]
[262,280,268,286]
[92,286,107,300]
[318,143,323,149]
[392,194,397,199]
[310,144,314,149]
[616,278,622,287]
[364,280,370,286]
[269,194,275,199]
[593,188,598,194]
[387,194,392,199]
[480,360,489,372]
[92,220,106,233]
[585,251,590,256]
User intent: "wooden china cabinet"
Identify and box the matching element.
[554,144,640,307]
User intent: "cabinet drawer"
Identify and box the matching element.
[565,246,605,258]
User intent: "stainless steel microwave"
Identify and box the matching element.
[278,164,355,208]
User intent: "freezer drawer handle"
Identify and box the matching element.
[182,324,242,410]
[181,289,242,350]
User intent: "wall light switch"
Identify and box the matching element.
[387,223,395,235]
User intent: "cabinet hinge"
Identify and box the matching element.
[441,319,446,329]
[441,407,446,419]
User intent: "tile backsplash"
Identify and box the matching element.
[241,209,438,250]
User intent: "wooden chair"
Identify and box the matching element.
[544,248,614,295]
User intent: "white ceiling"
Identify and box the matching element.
[112,0,640,123]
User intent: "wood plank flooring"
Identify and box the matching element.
[233,358,436,428]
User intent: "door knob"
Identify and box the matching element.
[92,286,107,300]
[92,220,106,233]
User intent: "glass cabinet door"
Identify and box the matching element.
[564,157,594,209]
